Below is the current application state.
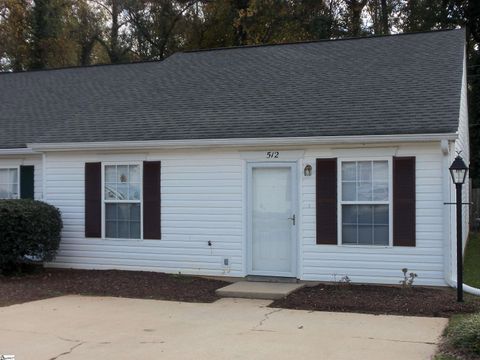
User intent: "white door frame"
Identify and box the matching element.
[246,161,298,277]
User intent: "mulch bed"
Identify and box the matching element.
[0,268,229,307]
[270,283,480,317]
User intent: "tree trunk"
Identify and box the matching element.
[348,0,368,36]
[381,0,389,34]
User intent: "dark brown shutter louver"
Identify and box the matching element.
[316,158,337,245]
[143,161,161,240]
[20,165,34,199]
[85,162,102,238]
[393,157,416,247]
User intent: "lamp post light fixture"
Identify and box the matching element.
[449,154,469,302]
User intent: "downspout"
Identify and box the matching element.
[441,139,480,296]
[42,152,47,202]
[446,279,480,296]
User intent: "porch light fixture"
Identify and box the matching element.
[449,155,469,185]
[304,164,312,177]
[449,154,469,302]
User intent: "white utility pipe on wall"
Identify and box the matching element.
[446,278,480,296]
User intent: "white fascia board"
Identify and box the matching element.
[0,148,40,156]
[28,133,459,152]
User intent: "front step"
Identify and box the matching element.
[215,281,304,300]
[245,275,299,284]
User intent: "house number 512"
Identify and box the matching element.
[266,151,279,159]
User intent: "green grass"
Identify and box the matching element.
[434,354,461,360]
[464,233,480,288]
[435,237,480,360]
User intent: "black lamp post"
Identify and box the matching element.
[449,154,469,302]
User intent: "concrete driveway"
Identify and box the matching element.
[0,296,447,360]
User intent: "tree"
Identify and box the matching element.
[30,0,77,69]
[125,0,201,60]
[344,0,369,36]
[0,0,31,71]
[73,0,104,66]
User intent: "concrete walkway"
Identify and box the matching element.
[0,296,447,360]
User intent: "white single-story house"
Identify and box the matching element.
[0,29,469,286]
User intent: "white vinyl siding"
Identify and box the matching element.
[44,151,244,276]
[36,143,447,285]
[302,144,446,286]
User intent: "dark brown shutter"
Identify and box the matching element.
[393,157,416,247]
[143,161,161,240]
[316,158,337,244]
[85,162,102,238]
[20,165,34,199]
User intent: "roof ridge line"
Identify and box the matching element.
[182,27,463,54]
[0,27,463,75]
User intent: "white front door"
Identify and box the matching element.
[248,163,297,277]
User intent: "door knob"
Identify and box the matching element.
[288,214,296,225]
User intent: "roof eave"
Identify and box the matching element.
[27,133,459,152]
[0,148,41,156]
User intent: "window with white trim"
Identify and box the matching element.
[104,164,141,239]
[340,160,390,245]
[0,168,19,199]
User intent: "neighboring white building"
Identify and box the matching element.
[0,29,469,286]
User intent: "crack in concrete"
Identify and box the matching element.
[252,308,283,331]
[57,336,83,343]
[49,342,85,360]
[352,336,438,345]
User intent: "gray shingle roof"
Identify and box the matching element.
[0,29,465,149]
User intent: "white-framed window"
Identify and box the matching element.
[103,163,142,239]
[0,167,19,199]
[339,159,392,246]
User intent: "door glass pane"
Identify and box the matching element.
[252,167,292,273]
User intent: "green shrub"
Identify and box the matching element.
[0,199,62,273]
[445,313,480,356]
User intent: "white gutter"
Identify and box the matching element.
[28,133,458,152]
[0,148,40,155]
